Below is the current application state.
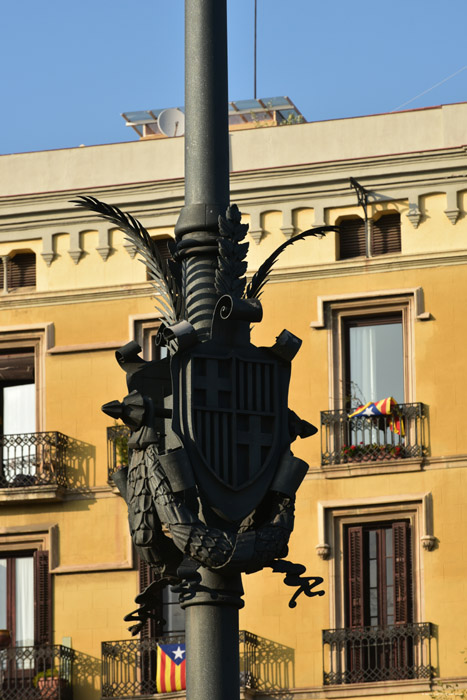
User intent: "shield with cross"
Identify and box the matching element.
[171,338,292,522]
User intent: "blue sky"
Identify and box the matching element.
[1,0,467,154]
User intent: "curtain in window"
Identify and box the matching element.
[348,322,404,404]
[15,557,34,647]
[3,383,36,480]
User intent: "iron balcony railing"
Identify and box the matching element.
[0,432,70,489]
[106,425,131,480]
[0,643,74,699]
[320,403,427,466]
[322,623,434,685]
[101,631,294,698]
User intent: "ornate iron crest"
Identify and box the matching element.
[171,335,290,522]
[74,196,333,630]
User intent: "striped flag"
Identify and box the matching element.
[156,643,186,693]
[348,397,405,436]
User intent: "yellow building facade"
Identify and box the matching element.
[0,101,466,699]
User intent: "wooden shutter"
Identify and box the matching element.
[393,521,412,624]
[34,550,52,644]
[146,238,172,281]
[347,526,365,628]
[138,557,163,639]
[339,217,366,259]
[371,213,401,256]
[8,253,36,289]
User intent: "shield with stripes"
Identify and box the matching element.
[172,341,291,521]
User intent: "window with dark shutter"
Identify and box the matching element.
[146,238,172,281]
[338,217,366,259]
[345,520,412,628]
[8,253,36,290]
[347,526,364,628]
[371,213,401,256]
[138,557,163,639]
[33,550,52,645]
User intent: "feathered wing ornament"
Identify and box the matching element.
[72,196,182,324]
[215,204,249,298]
[245,225,339,300]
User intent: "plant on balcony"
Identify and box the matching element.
[113,422,129,469]
[33,667,67,698]
[341,442,404,463]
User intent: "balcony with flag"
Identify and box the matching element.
[320,397,428,472]
[101,631,294,698]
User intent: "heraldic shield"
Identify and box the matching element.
[171,339,292,522]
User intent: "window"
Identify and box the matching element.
[0,348,36,486]
[339,217,366,259]
[371,213,401,256]
[338,213,401,260]
[320,498,434,687]
[320,296,425,468]
[343,313,405,408]
[138,558,185,639]
[133,317,168,362]
[146,237,173,282]
[330,298,412,409]
[1,252,36,292]
[344,520,415,683]
[346,521,412,629]
[0,550,51,647]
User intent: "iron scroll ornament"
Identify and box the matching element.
[74,197,333,630]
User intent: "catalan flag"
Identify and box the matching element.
[156,643,186,693]
[348,397,405,436]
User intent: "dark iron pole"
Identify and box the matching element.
[175,0,230,341]
[176,3,244,700]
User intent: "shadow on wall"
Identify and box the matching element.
[66,438,96,488]
[72,650,102,700]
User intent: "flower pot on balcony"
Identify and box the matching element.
[37,676,67,698]
[0,629,11,649]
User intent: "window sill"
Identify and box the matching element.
[0,484,66,503]
[321,457,424,479]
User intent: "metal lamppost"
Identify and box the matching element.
[74,1,331,698]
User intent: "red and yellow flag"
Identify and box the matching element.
[156,643,186,693]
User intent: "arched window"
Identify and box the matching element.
[338,217,366,260]
[371,212,401,256]
[146,237,173,281]
[1,252,36,291]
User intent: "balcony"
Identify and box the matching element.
[0,432,73,501]
[101,631,294,698]
[320,403,427,472]
[322,623,434,685]
[106,425,131,481]
[0,643,74,699]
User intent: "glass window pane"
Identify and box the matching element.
[370,589,378,618]
[162,586,185,633]
[369,559,377,587]
[386,528,393,555]
[369,531,377,559]
[15,557,34,646]
[348,321,404,403]
[0,559,6,629]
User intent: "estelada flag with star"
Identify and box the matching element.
[156,643,186,693]
[348,397,405,435]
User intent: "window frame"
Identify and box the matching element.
[329,296,414,411]
[318,499,424,632]
[1,251,36,293]
[0,330,47,433]
[336,211,401,261]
